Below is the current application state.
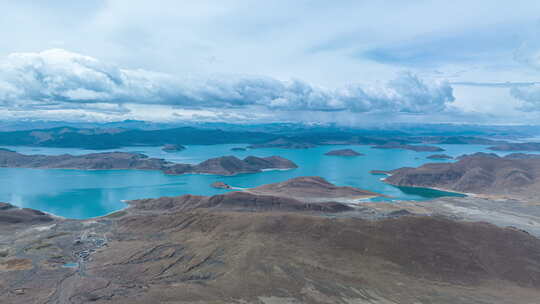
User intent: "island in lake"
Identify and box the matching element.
[0,150,297,176]
[161,144,186,152]
[324,149,363,156]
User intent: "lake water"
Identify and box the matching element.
[0,144,530,219]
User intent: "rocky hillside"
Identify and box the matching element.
[385,152,540,198]
[2,182,540,303]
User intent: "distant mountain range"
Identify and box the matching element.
[0,124,523,150]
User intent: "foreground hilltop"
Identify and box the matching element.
[384,152,540,199]
[134,176,380,213]
[1,177,540,303]
[0,150,297,176]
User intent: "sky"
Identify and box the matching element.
[0,0,540,125]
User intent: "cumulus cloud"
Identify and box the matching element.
[0,49,455,115]
[0,49,182,108]
[510,84,540,111]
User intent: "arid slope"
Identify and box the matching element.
[385,152,540,199]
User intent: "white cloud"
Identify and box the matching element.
[0,49,456,116]
[511,84,540,111]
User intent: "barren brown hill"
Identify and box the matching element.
[0,150,170,170]
[130,190,355,213]
[385,152,540,199]
[2,188,540,303]
[0,202,53,226]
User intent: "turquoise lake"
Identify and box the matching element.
[0,144,532,219]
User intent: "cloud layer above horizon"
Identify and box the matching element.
[0,49,456,116]
[0,1,540,124]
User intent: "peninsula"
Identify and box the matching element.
[383,152,540,200]
[245,176,380,201]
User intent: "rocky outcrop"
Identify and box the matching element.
[164,156,297,176]
[324,149,363,156]
[372,144,445,152]
[384,152,540,198]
